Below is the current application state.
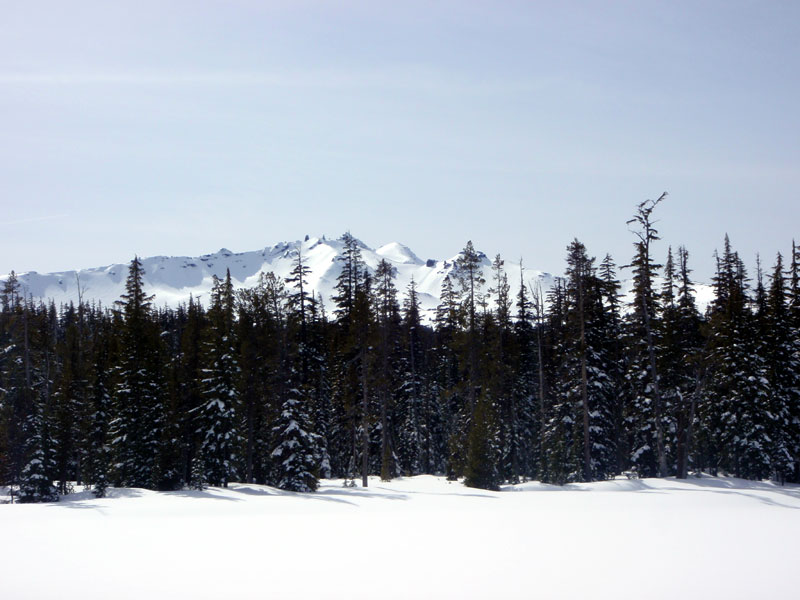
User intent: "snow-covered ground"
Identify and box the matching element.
[2,475,796,599]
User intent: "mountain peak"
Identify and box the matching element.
[0,236,711,320]
[376,242,424,266]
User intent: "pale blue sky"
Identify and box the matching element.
[1,1,798,283]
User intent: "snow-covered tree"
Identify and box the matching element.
[110,257,165,489]
[18,398,58,503]
[197,270,240,487]
[271,386,320,492]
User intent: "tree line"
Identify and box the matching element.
[2,197,799,501]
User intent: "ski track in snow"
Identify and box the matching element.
[1,474,797,600]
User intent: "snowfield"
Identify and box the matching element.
[2,475,798,600]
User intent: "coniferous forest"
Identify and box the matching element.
[2,197,800,502]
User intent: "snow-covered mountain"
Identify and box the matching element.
[1,235,713,320]
[2,236,554,320]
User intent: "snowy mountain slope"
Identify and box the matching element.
[2,236,555,320]
[1,235,712,319]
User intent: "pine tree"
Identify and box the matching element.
[237,276,282,484]
[787,241,800,481]
[87,324,112,498]
[700,240,771,479]
[286,246,313,381]
[395,278,423,475]
[670,247,705,479]
[624,193,668,477]
[374,259,400,481]
[198,270,240,487]
[0,275,31,487]
[271,385,320,492]
[463,394,500,490]
[541,277,582,484]
[509,261,539,481]
[110,257,165,489]
[765,253,796,481]
[333,232,366,329]
[541,242,618,483]
[18,394,58,503]
[53,304,84,494]
[454,240,486,413]
[597,254,625,474]
[330,233,373,485]
[189,449,206,491]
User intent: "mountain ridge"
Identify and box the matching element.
[1,235,712,319]
[2,236,554,320]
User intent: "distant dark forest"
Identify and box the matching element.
[2,195,799,501]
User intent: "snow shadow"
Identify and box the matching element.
[166,489,242,502]
[506,479,666,494]
[378,487,497,499]
[226,483,365,506]
[53,487,145,509]
[661,477,800,510]
[507,476,800,509]
[316,487,410,502]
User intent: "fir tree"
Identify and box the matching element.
[198,270,240,487]
[271,385,320,492]
[87,326,112,498]
[463,394,500,490]
[765,253,796,481]
[18,395,58,503]
[670,247,704,479]
[374,259,400,481]
[454,241,486,413]
[510,261,539,481]
[110,257,165,489]
[700,239,771,479]
[624,193,668,477]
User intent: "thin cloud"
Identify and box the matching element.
[0,68,556,96]
[0,214,67,227]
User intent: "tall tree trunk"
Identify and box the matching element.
[678,371,704,479]
[361,347,369,488]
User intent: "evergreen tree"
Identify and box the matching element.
[541,277,582,484]
[700,239,771,479]
[624,193,668,477]
[333,232,366,328]
[189,449,206,491]
[271,385,320,492]
[509,261,539,481]
[18,393,58,503]
[395,278,424,475]
[597,254,625,473]
[374,259,401,480]
[198,270,240,487]
[0,275,31,487]
[87,323,112,498]
[110,257,165,489]
[669,247,705,479]
[463,394,500,490]
[541,242,618,483]
[330,232,372,485]
[787,241,800,481]
[53,303,85,494]
[765,253,796,481]
[454,240,486,412]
